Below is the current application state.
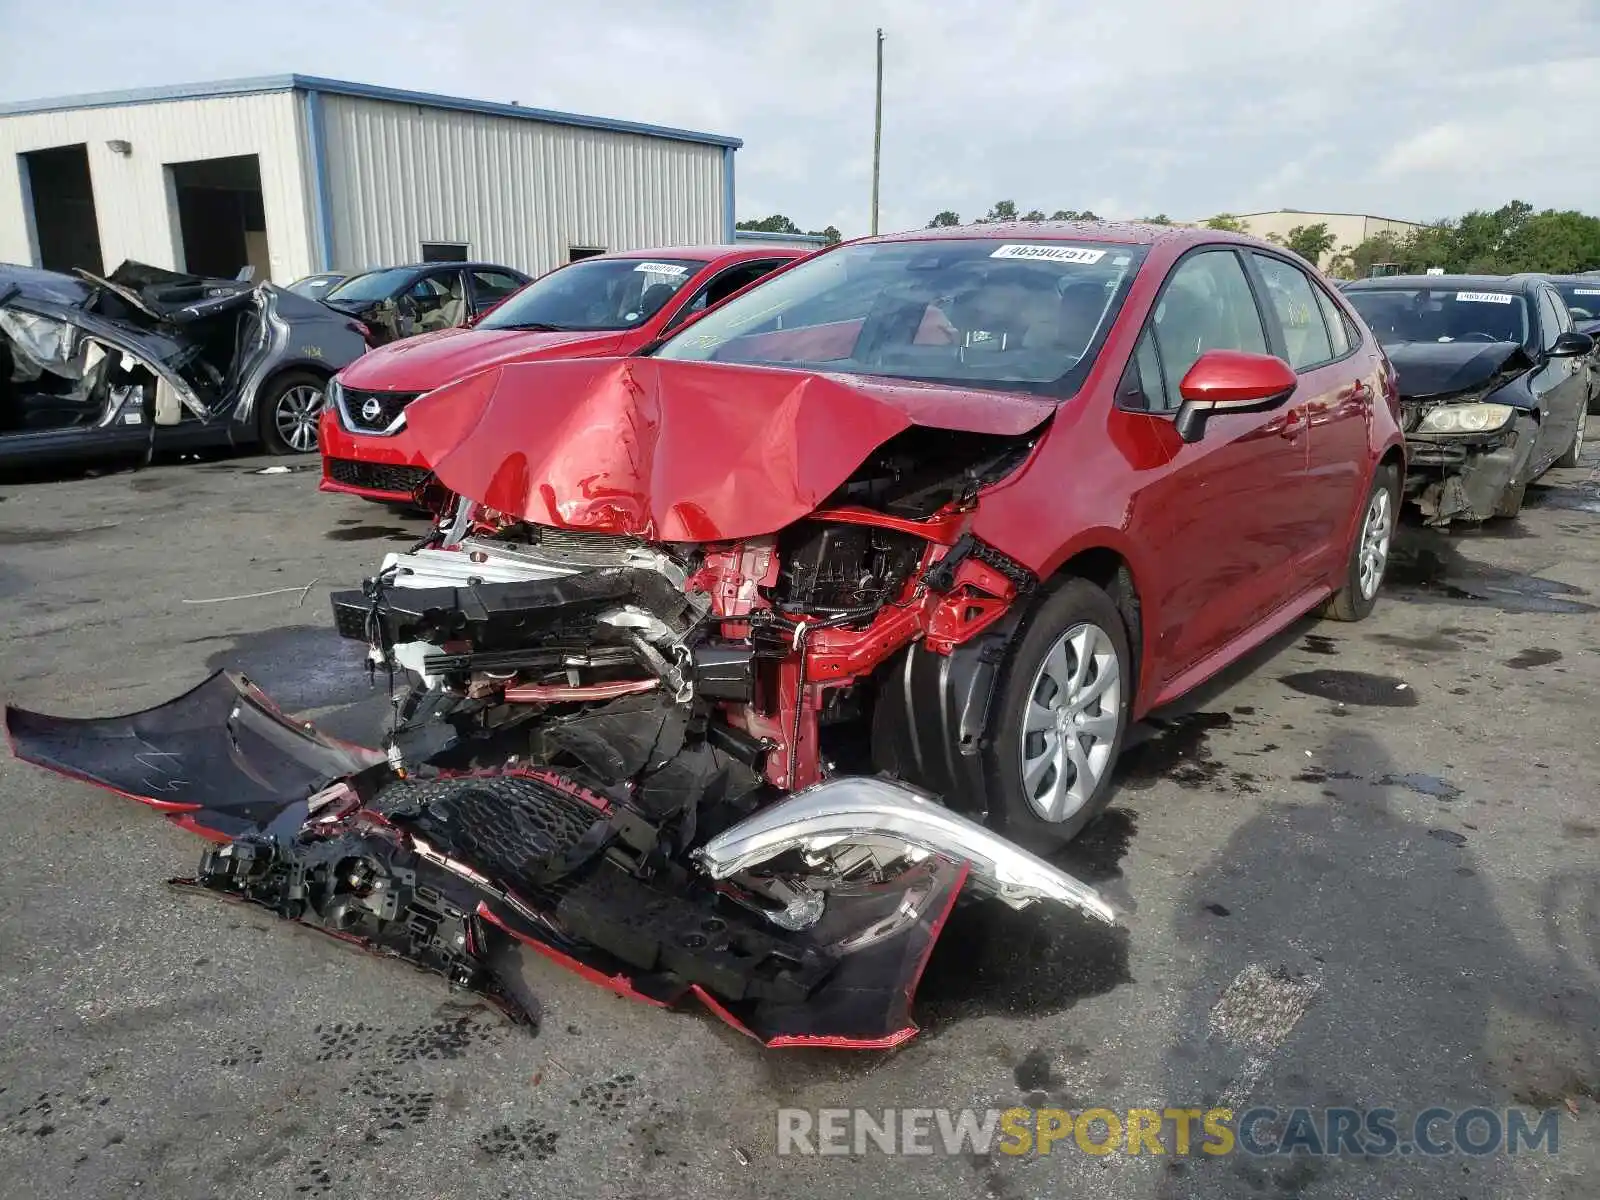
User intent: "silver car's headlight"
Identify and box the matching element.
[1417,402,1515,434]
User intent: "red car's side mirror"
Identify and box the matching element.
[1174,349,1297,443]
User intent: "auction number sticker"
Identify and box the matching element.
[634,262,690,275]
[1454,291,1514,304]
[990,244,1106,265]
[1574,288,1600,295]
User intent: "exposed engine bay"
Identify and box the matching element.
[4,360,1116,1048]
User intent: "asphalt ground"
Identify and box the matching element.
[0,447,1597,1200]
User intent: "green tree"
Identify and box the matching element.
[1204,213,1249,233]
[1139,214,1173,225]
[975,200,1021,224]
[1328,231,1407,278]
[738,214,842,245]
[736,214,803,234]
[1284,222,1337,265]
[1022,209,1048,222]
[927,210,961,228]
[1051,209,1100,221]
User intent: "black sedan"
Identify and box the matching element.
[1344,274,1592,523]
[318,261,530,345]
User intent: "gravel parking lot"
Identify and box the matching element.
[1,450,1597,1200]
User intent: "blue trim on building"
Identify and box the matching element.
[734,229,830,246]
[0,74,743,150]
[303,90,336,271]
[722,146,737,243]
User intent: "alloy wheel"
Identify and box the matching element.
[1358,486,1393,601]
[275,384,325,453]
[1018,622,1121,822]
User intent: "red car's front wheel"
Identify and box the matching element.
[984,577,1134,851]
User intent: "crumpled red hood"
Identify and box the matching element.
[338,326,624,390]
[403,358,1055,541]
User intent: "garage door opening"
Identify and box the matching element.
[21,144,104,274]
[168,154,270,281]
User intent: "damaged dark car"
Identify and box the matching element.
[8,224,1407,1047]
[0,260,370,467]
[1345,274,1592,523]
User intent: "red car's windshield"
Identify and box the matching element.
[654,238,1147,396]
[477,257,702,332]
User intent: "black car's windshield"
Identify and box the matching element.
[1346,287,1530,346]
[1554,282,1600,322]
[323,268,416,304]
[477,258,702,332]
[653,238,1146,395]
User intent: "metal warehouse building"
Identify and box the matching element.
[0,75,741,285]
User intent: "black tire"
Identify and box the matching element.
[1555,405,1586,469]
[982,577,1133,852]
[257,369,329,455]
[1321,463,1398,622]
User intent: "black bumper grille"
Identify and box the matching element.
[326,458,429,495]
[341,388,419,433]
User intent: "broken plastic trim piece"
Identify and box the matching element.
[694,776,1118,924]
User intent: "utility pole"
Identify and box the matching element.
[870,28,885,235]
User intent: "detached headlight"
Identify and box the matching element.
[1417,402,1515,434]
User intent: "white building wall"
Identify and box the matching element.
[0,92,316,282]
[318,94,726,277]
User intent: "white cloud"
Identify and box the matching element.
[2,0,1598,236]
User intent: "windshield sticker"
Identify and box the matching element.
[633,262,690,276]
[990,244,1106,265]
[1454,292,1514,304]
[1574,288,1600,295]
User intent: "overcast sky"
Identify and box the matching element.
[3,0,1598,239]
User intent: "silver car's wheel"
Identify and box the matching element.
[1018,621,1122,823]
[1357,485,1393,601]
[274,384,325,453]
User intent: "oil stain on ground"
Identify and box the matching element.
[1505,647,1562,669]
[325,525,417,542]
[203,624,374,713]
[1280,669,1418,707]
[1384,535,1597,615]
[1116,712,1260,795]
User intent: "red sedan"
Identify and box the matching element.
[318,245,807,502]
[392,222,1405,848]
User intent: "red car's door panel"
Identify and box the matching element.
[1131,403,1308,686]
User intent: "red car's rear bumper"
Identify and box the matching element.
[318,408,433,502]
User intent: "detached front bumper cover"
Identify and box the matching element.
[5,680,1114,1050]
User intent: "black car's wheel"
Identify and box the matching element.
[1555,405,1587,469]
[1321,463,1398,622]
[258,370,328,455]
[982,578,1133,851]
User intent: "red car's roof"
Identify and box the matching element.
[867,220,1226,249]
[591,244,808,264]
